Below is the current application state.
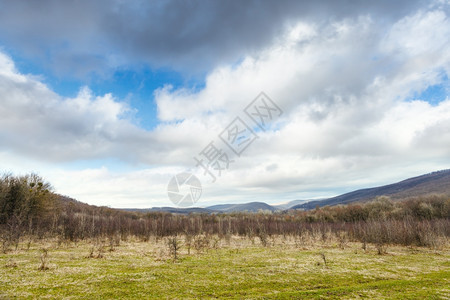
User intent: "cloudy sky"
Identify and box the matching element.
[0,0,449,208]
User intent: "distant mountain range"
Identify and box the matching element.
[123,169,450,214]
[206,202,277,213]
[272,199,310,210]
[293,169,450,210]
[124,202,276,214]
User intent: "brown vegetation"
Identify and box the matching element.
[1,173,449,254]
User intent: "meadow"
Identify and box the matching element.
[1,235,449,299]
[1,175,449,298]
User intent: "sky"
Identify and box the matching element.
[0,0,449,208]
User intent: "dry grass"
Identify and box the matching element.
[0,235,449,299]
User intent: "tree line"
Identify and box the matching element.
[1,173,449,253]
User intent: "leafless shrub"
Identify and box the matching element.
[318,252,328,267]
[108,239,115,252]
[87,245,95,258]
[257,227,269,247]
[194,235,210,254]
[184,233,193,255]
[1,231,10,254]
[414,221,443,249]
[224,232,232,246]
[167,236,182,261]
[211,236,221,250]
[96,243,105,259]
[26,237,32,251]
[86,239,105,258]
[376,242,387,255]
[337,231,348,249]
[362,240,367,252]
[38,248,49,270]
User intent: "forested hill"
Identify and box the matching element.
[0,172,449,250]
[294,169,450,210]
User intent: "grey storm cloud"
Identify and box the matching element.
[0,0,426,77]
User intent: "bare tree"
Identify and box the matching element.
[167,236,182,261]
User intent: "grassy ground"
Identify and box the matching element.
[0,236,449,299]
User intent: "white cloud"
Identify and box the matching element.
[1,6,449,207]
[151,8,450,205]
[0,52,207,166]
[382,10,450,57]
[0,0,427,77]
[46,167,177,208]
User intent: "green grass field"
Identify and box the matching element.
[1,237,449,299]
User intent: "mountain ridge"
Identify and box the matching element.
[120,169,450,214]
[293,169,450,210]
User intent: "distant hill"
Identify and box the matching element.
[294,169,450,210]
[120,170,450,214]
[123,207,215,214]
[273,199,311,210]
[206,202,277,213]
[121,202,278,215]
